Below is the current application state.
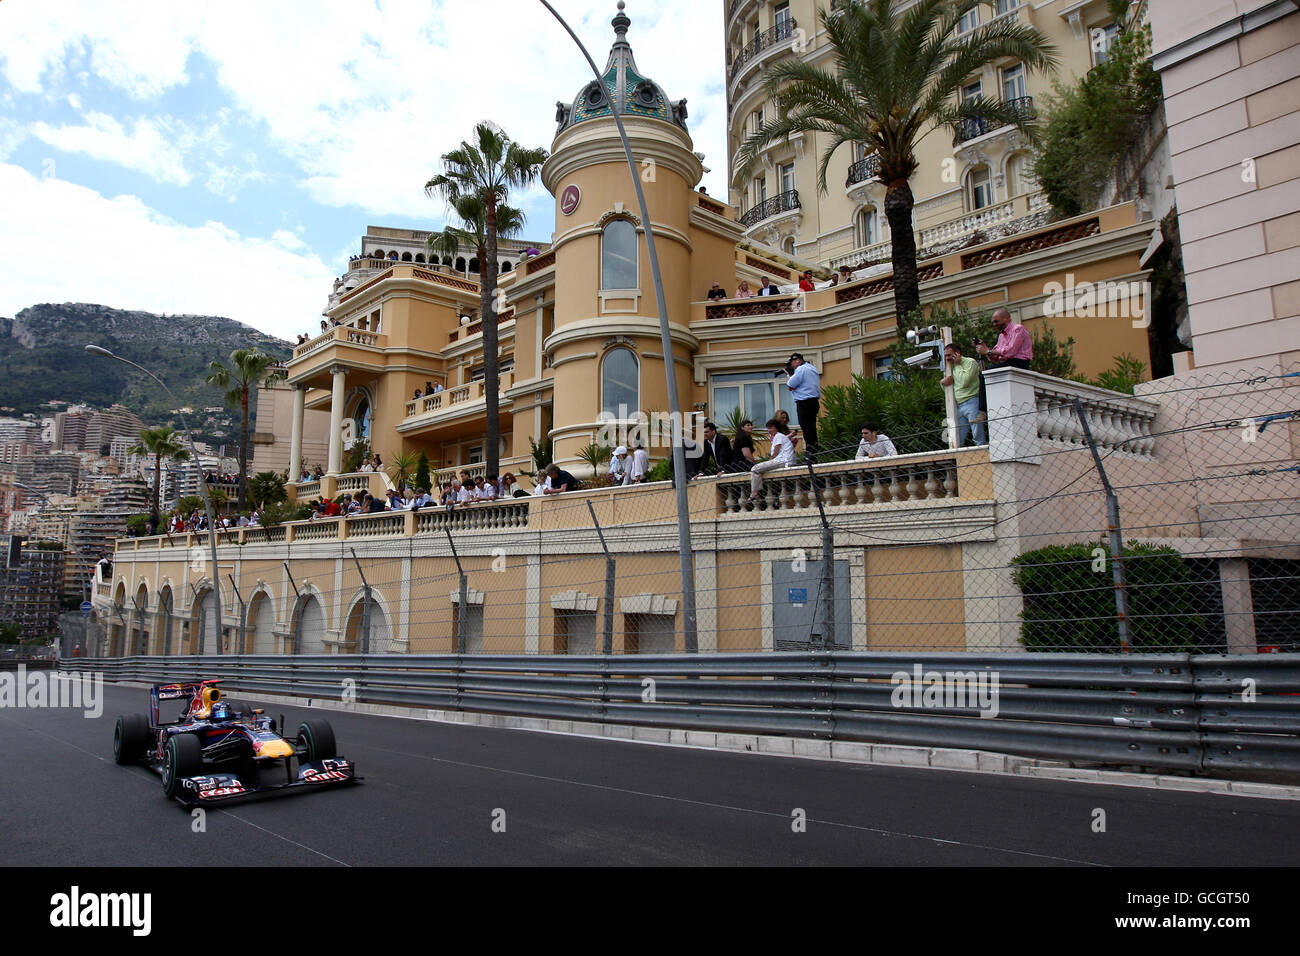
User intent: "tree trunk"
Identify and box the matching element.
[152,451,161,521]
[884,179,920,337]
[482,202,501,479]
[238,387,249,511]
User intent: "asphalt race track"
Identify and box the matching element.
[3,683,1299,866]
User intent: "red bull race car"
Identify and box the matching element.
[112,679,358,805]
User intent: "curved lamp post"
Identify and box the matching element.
[538,0,698,651]
[85,344,223,655]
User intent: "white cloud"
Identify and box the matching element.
[30,112,193,185]
[1,0,728,213]
[0,163,333,340]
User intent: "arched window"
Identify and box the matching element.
[1006,152,1032,198]
[601,347,639,417]
[967,165,993,211]
[415,253,425,263]
[601,219,637,290]
[352,396,372,443]
[469,257,480,274]
[401,252,412,261]
[502,261,513,273]
[857,207,877,247]
[782,236,795,255]
[455,257,466,272]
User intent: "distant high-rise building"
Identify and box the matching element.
[0,535,65,642]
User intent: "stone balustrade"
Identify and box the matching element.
[717,456,962,514]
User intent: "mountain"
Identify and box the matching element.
[0,303,293,447]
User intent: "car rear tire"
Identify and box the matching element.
[298,719,337,761]
[113,713,150,765]
[161,734,202,799]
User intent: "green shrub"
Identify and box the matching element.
[125,513,150,537]
[1010,541,1213,652]
[414,450,431,492]
[645,457,673,483]
[259,501,315,527]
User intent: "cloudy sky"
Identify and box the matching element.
[0,0,727,341]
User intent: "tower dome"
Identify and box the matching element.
[554,2,688,135]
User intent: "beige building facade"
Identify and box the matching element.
[92,3,1298,658]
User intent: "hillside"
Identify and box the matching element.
[0,303,293,446]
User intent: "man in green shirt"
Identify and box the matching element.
[942,343,985,446]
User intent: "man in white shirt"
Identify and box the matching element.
[627,443,649,483]
[855,424,898,460]
[750,418,797,498]
[456,479,475,504]
[481,476,498,500]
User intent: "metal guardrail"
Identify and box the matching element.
[60,652,1300,778]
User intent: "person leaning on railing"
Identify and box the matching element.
[750,418,797,498]
[974,307,1032,421]
[941,343,986,446]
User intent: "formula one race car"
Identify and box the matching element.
[112,679,357,806]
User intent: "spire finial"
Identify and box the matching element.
[613,1,630,39]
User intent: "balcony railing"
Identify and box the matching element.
[403,373,516,420]
[728,18,797,84]
[845,154,880,187]
[954,97,1034,144]
[739,188,800,228]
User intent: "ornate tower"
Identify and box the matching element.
[541,2,704,469]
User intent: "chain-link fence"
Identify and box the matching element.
[98,363,1299,657]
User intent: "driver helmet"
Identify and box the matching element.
[211,701,234,721]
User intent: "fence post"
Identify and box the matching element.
[445,530,467,655]
[227,574,246,655]
[283,562,304,655]
[586,501,616,655]
[1073,398,1132,652]
[349,547,372,655]
[806,459,836,648]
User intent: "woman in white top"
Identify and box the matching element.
[750,417,797,499]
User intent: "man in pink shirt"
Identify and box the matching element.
[975,308,1032,419]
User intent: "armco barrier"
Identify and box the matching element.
[58,652,1300,778]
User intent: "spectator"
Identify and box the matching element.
[373,454,383,471]
[456,479,475,504]
[699,421,734,475]
[481,475,498,500]
[627,442,649,483]
[784,353,820,461]
[975,307,1032,419]
[426,381,436,395]
[608,446,629,484]
[730,419,756,472]
[750,418,797,498]
[542,463,580,494]
[757,276,780,296]
[320,320,329,334]
[942,343,985,446]
[798,270,816,292]
[432,382,444,393]
[855,424,898,459]
[706,282,728,300]
[735,280,753,299]
[413,388,423,400]
[359,458,375,473]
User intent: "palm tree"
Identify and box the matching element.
[736,0,1057,335]
[205,349,285,510]
[129,426,190,522]
[425,122,548,478]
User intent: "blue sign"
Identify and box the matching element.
[787,588,807,606]
[80,601,93,618]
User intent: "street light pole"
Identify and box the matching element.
[85,344,223,655]
[538,0,699,651]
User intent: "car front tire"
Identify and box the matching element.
[161,734,202,799]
